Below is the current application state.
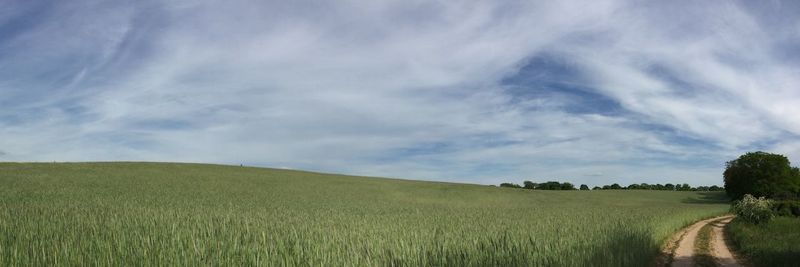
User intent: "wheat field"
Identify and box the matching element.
[0,162,729,266]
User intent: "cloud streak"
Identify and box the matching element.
[1,0,798,186]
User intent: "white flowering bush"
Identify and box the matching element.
[731,194,773,224]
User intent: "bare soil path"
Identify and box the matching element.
[669,215,740,267]
[708,217,740,267]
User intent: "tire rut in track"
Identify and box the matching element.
[669,215,741,267]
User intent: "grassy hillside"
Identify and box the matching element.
[0,162,729,266]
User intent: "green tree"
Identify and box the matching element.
[609,183,622,190]
[580,184,590,190]
[560,182,576,190]
[523,181,537,190]
[724,151,800,200]
[677,183,691,191]
[539,181,561,190]
[499,183,522,189]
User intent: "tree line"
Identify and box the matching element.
[499,181,723,191]
[593,183,722,191]
[500,181,577,190]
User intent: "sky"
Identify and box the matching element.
[1,0,799,186]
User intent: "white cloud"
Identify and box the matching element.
[1,0,799,186]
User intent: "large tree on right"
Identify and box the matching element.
[724,151,800,200]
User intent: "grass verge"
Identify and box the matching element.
[726,217,800,267]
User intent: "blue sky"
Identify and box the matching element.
[1,0,799,186]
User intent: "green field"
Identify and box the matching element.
[0,162,729,266]
[727,217,800,267]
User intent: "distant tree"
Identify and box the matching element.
[499,183,522,189]
[577,183,725,191]
[724,151,800,200]
[580,184,590,190]
[537,181,561,190]
[514,180,582,190]
[677,183,691,191]
[560,182,576,190]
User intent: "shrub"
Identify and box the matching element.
[731,194,773,224]
[772,200,800,217]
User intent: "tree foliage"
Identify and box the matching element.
[772,200,800,217]
[592,183,723,191]
[723,151,800,200]
[523,181,537,190]
[499,183,522,189]
[500,181,576,190]
[538,181,558,190]
[560,182,576,190]
[664,184,675,191]
[676,183,691,191]
[502,180,724,192]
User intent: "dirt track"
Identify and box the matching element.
[669,215,740,267]
[709,217,739,267]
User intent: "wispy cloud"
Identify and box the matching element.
[1,0,798,186]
